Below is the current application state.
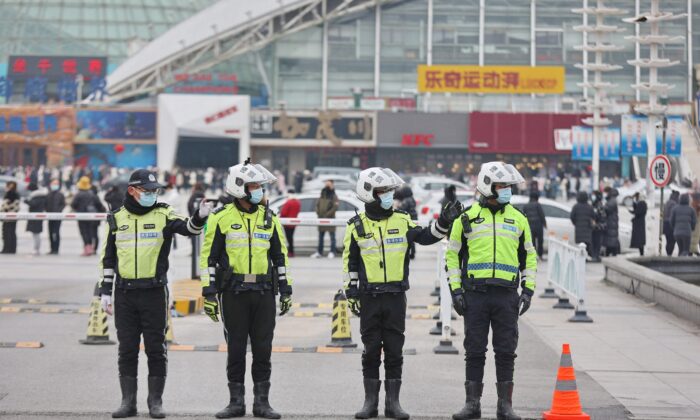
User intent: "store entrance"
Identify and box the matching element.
[0,143,46,166]
[175,136,239,169]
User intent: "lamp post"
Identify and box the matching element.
[624,1,686,254]
[574,1,624,192]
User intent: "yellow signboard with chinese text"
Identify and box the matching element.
[417,65,565,94]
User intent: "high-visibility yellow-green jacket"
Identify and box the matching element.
[342,209,448,295]
[99,203,206,294]
[199,201,291,296]
[445,201,537,294]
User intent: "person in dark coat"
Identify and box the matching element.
[570,191,594,255]
[312,180,339,258]
[395,185,418,259]
[1,181,20,254]
[629,192,647,256]
[671,193,696,256]
[604,188,620,256]
[591,191,606,262]
[104,185,125,211]
[663,190,680,256]
[523,192,547,259]
[25,182,47,256]
[45,179,66,254]
[71,176,105,256]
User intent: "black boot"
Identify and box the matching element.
[147,376,166,418]
[384,379,409,419]
[496,382,521,420]
[216,383,246,418]
[252,381,281,419]
[112,376,137,418]
[452,381,483,420]
[355,378,381,419]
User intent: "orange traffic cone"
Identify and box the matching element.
[542,343,590,420]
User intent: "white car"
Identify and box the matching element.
[269,191,363,253]
[418,190,475,224]
[408,176,471,206]
[301,174,356,193]
[508,195,633,252]
[617,179,690,207]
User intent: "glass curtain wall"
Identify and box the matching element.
[432,0,479,65]
[275,27,323,109]
[327,9,376,99]
[379,0,428,96]
[484,0,531,65]
[535,0,583,94]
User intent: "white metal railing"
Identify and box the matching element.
[547,237,592,322]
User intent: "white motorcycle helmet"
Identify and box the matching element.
[476,161,525,198]
[224,160,277,199]
[355,167,405,203]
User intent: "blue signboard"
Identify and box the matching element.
[620,114,648,157]
[76,109,156,141]
[599,126,620,162]
[656,115,683,157]
[571,126,593,161]
[74,144,157,168]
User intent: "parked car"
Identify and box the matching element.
[409,176,471,205]
[418,190,475,224]
[268,191,363,253]
[301,174,356,193]
[617,179,690,207]
[311,166,360,180]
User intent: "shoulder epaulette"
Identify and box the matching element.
[154,202,170,209]
[211,205,227,215]
[394,209,408,215]
[511,205,526,216]
[348,214,360,226]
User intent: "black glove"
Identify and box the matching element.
[347,298,361,316]
[451,288,466,317]
[279,294,292,316]
[203,295,219,322]
[518,293,531,316]
[438,201,463,229]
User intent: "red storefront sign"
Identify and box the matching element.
[468,112,588,154]
[401,133,434,146]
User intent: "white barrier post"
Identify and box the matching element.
[434,242,458,354]
[547,237,593,323]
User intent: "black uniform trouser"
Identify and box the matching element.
[1,222,17,253]
[220,290,276,383]
[360,292,406,380]
[463,287,519,383]
[114,286,169,378]
[48,221,61,253]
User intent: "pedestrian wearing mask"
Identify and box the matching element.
[663,190,680,256]
[1,181,20,254]
[604,188,620,257]
[591,191,606,262]
[72,176,106,256]
[522,192,547,260]
[25,182,47,256]
[570,192,594,257]
[311,179,339,258]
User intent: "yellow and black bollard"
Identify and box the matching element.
[327,289,357,348]
[79,283,115,345]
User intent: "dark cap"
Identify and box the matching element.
[128,169,164,190]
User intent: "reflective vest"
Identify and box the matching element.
[200,204,290,292]
[111,206,169,282]
[343,211,413,290]
[445,202,537,292]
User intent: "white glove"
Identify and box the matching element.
[198,200,213,218]
[101,294,113,316]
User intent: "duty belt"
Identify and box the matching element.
[463,275,518,292]
[230,273,272,283]
[116,274,167,289]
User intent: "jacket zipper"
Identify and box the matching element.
[378,227,387,282]
[492,212,496,278]
[134,219,139,279]
[247,219,252,272]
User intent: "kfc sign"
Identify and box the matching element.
[401,133,434,147]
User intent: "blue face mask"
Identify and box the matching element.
[249,188,263,204]
[138,192,157,207]
[50,184,60,192]
[496,187,512,204]
[379,191,394,210]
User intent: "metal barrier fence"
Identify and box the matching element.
[547,237,593,323]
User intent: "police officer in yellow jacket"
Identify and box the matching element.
[446,162,537,420]
[99,169,210,419]
[344,167,462,420]
[200,160,291,419]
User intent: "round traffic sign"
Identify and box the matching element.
[649,155,671,188]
